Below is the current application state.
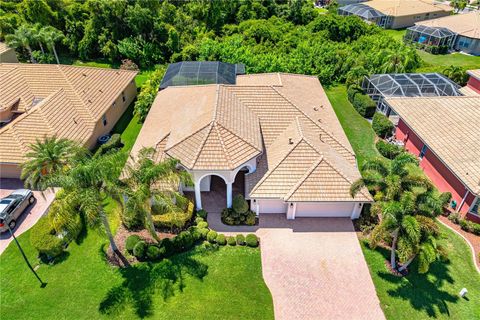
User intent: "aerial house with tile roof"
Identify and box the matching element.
[129,72,372,220]
[387,96,480,223]
[0,63,137,178]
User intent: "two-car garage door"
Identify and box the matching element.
[295,202,355,218]
[256,200,356,218]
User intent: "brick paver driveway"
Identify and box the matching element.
[0,179,56,255]
[257,214,385,320]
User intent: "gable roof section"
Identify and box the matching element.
[386,96,480,195]
[0,63,137,164]
[468,69,480,81]
[366,0,452,17]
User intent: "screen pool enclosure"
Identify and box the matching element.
[160,61,246,89]
[338,3,392,28]
[362,73,462,115]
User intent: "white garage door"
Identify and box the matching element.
[258,200,287,214]
[295,202,355,218]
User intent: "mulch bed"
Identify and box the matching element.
[106,224,176,267]
[438,215,480,269]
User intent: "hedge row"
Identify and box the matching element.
[347,85,376,118]
[372,113,394,138]
[152,200,194,229]
[30,217,65,259]
[448,213,480,236]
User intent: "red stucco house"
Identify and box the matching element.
[466,69,480,94]
[386,96,480,223]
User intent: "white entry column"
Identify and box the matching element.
[194,182,202,210]
[226,182,233,208]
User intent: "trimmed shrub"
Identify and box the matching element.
[152,200,194,229]
[439,192,452,207]
[199,228,210,239]
[196,209,208,219]
[227,236,237,246]
[353,94,376,118]
[125,235,142,252]
[197,221,209,229]
[195,216,204,224]
[133,241,147,258]
[448,212,460,224]
[160,238,175,257]
[232,194,249,214]
[472,222,480,236]
[146,245,165,261]
[376,140,403,159]
[216,234,227,246]
[188,226,202,242]
[372,113,394,138]
[95,133,122,156]
[347,84,363,103]
[236,234,246,246]
[30,217,64,258]
[207,230,218,243]
[246,234,259,247]
[245,211,256,226]
[174,231,195,251]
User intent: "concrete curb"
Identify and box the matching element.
[438,219,480,274]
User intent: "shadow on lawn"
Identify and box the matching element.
[375,246,458,318]
[99,250,208,318]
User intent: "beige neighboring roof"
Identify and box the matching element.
[468,69,480,81]
[366,0,452,17]
[459,85,480,96]
[387,96,480,195]
[132,72,372,203]
[0,42,12,55]
[417,12,480,39]
[0,63,137,164]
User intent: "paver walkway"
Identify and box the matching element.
[217,214,385,320]
[0,179,56,254]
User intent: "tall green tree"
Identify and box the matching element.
[5,24,36,63]
[40,26,64,64]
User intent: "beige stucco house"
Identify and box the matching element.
[129,73,372,220]
[0,63,137,178]
[339,0,452,29]
[0,42,18,63]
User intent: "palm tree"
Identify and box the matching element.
[381,51,406,74]
[50,151,126,257]
[32,24,46,54]
[5,24,36,63]
[120,147,192,240]
[443,65,468,86]
[350,153,432,202]
[40,26,64,64]
[21,136,85,190]
[369,192,445,273]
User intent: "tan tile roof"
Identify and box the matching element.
[386,96,480,195]
[131,73,371,203]
[0,63,137,164]
[366,0,452,17]
[468,69,480,81]
[417,12,480,39]
[459,85,480,96]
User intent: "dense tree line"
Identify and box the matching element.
[1,0,419,84]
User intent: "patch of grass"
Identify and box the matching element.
[0,217,273,319]
[325,85,379,166]
[361,223,480,320]
[383,29,407,43]
[111,103,142,153]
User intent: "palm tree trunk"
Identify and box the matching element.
[145,211,159,242]
[100,211,118,252]
[39,43,45,54]
[398,255,416,272]
[52,45,60,64]
[26,45,36,63]
[390,229,399,270]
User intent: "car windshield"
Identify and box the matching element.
[0,199,12,204]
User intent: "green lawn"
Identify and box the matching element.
[111,103,143,153]
[362,224,480,320]
[0,208,273,319]
[325,85,379,166]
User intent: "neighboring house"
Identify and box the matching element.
[405,12,480,55]
[0,42,18,63]
[461,69,480,95]
[160,61,245,90]
[362,73,461,116]
[338,0,452,29]
[387,96,480,223]
[129,73,372,220]
[0,63,137,178]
